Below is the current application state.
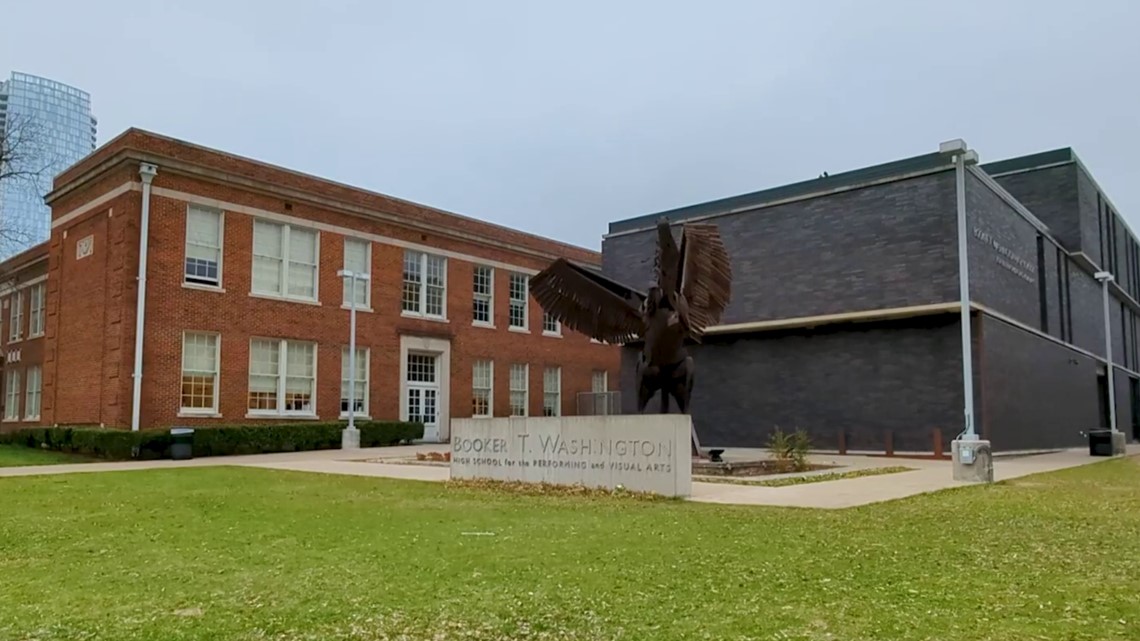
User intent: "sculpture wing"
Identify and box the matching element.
[677,222,733,337]
[655,219,682,296]
[529,259,647,344]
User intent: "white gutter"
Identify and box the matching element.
[131,162,158,431]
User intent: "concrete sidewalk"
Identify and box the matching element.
[0,444,441,478]
[2,443,1135,509]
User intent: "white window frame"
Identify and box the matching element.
[592,370,608,392]
[250,220,320,304]
[342,237,372,311]
[543,366,561,416]
[28,283,45,337]
[4,370,20,421]
[472,359,493,417]
[246,337,318,417]
[472,265,494,327]
[509,363,528,416]
[9,291,23,342]
[340,345,370,418]
[180,331,221,415]
[401,250,448,319]
[24,365,41,421]
[508,272,529,331]
[542,310,561,336]
[184,204,224,289]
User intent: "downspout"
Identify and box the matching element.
[131,163,158,431]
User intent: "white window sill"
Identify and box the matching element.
[2,417,20,423]
[472,321,496,330]
[400,311,449,324]
[339,414,372,420]
[183,282,226,294]
[249,292,322,307]
[542,331,563,338]
[7,338,22,345]
[22,416,41,422]
[472,414,493,420]
[244,412,321,420]
[178,411,222,418]
[508,326,530,334]
[27,332,44,340]
[341,304,374,313]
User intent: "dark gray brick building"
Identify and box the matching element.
[600,145,1140,454]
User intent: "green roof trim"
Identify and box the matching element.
[606,145,1092,237]
[979,148,1075,176]
[608,151,954,235]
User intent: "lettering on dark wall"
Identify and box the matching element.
[973,227,1036,284]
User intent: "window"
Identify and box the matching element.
[24,366,41,420]
[402,250,447,318]
[341,346,369,416]
[342,238,370,308]
[251,221,318,301]
[509,273,528,329]
[472,359,493,417]
[181,332,219,413]
[473,265,493,325]
[592,370,610,415]
[28,283,45,337]
[9,291,23,342]
[543,366,561,416]
[509,363,528,416]
[248,338,317,415]
[184,205,222,286]
[542,311,560,335]
[592,370,608,392]
[4,370,20,421]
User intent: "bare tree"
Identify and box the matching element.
[0,112,55,254]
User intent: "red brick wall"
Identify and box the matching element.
[44,134,620,432]
[42,190,139,428]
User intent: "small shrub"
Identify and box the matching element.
[768,426,813,472]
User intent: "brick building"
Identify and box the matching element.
[0,128,618,440]
[602,142,1140,454]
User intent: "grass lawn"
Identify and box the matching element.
[0,444,94,467]
[1,459,1138,641]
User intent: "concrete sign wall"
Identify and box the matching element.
[450,415,693,497]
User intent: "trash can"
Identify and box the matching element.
[170,427,194,460]
[1088,429,1113,457]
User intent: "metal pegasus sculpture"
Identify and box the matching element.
[529,218,733,455]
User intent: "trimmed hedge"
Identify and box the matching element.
[0,420,423,461]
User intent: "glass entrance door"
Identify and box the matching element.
[406,353,440,440]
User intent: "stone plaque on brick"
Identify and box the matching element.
[449,415,693,497]
[76,235,94,260]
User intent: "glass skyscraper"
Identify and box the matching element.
[0,71,97,261]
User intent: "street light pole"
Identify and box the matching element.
[954,149,976,440]
[1095,271,1117,436]
[338,268,369,449]
[939,139,991,482]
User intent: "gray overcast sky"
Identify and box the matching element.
[3,0,1138,250]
